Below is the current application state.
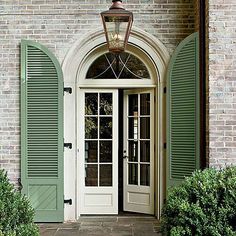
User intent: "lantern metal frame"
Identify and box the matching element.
[101,0,133,53]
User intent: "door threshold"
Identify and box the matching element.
[80,212,155,218]
[119,211,154,217]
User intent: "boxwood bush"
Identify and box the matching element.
[161,167,236,236]
[0,169,39,236]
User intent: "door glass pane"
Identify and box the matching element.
[85,164,98,186]
[128,117,138,139]
[84,92,114,189]
[126,92,152,188]
[140,164,150,186]
[128,140,138,162]
[100,141,112,163]
[140,93,150,115]
[128,163,138,185]
[85,141,98,163]
[85,93,98,115]
[100,164,112,186]
[85,117,98,139]
[100,93,112,115]
[100,117,112,139]
[140,141,150,162]
[128,94,138,116]
[140,117,150,139]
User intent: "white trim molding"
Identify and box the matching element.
[62,27,170,221]
[62,27,170,84]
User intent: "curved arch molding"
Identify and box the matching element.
[62,27,170,84]
[62,27,170,221]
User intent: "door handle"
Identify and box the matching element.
[123,150,128,159]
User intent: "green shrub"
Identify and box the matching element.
[161,167,236,236]
[0,169,39,236]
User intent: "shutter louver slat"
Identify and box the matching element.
[26,45,59,178]
[167,32,200,187]
[21,40,64,222]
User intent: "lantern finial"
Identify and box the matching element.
[110,0,124,10]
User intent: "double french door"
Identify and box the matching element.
[78,89,154,215]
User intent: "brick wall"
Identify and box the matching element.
[0,0,195,184]
[208,0,236,167]
[194,0,200,31]
[205,1,210,166]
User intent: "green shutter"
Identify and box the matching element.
[167,32,200,187]
[21,40,64,222]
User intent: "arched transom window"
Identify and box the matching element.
[86,52,150,80]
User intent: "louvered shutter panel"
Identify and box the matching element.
[167,32,200,187]
[21,40,64,222]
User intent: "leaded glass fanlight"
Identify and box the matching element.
[86,52,150,79]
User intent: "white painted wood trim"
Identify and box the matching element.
[62,27,170,221]
[77,89,118,215]
[62,27,170,84]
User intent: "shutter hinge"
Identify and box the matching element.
[64,87,72,94]
[64,143,72,149]
[164,143,167,149]
[18,178,23,191]
[64,199,72,205]
[164,87,167,94]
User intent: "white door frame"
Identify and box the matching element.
[62,27,170,221]
[77,89,118,215]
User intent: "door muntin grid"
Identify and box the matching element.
[127,93,151,186]
[84,92,113,187]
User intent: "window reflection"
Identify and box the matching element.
[85,141,98,163]
[100,141,112,163]
[128,94,138,116]
[85,93,98,115]
[140,164,150,186]
[100,165,112,186]
[128,117,138,140]
[84,92,113,187]
[100,117,112,139]
[129,163,138,185]
[85,117,98,139]
[127,93,151,187]
[140,93,150,115]
[128,141,138,162]
[85,164,98,186]
[86,52,150,79]
[140,117,150,139]
[100,93,112,115]
[140,141,150,162]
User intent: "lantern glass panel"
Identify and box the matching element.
[104,16,130,52]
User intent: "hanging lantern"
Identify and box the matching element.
[101,0,133,53]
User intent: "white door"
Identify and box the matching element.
[123,89,154,214]
[78,89,118,214]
